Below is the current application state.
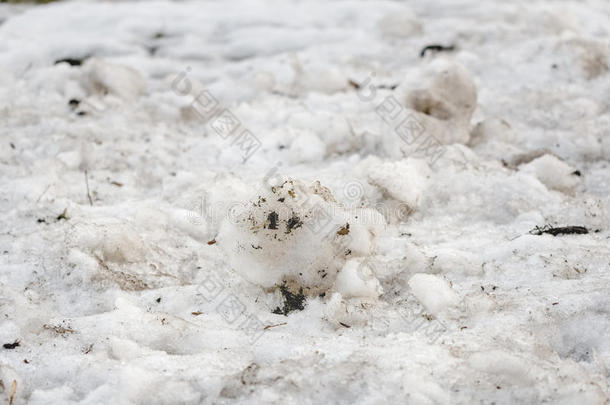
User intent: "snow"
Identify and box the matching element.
[217,178,377,294]
[1,0,609,404]
[519,153,581,194]
[408,274,460,316]
[334,259,383,300]
[366,158,430,211]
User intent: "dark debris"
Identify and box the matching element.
[272,283,306,316]
[420,44,456,58]
[3,340,20,350]
[530,225,589,236]
[54,56,88,66]
[285,215,303,234]
[267,211,279,230]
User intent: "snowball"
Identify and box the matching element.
[334,258,383,299]
[469,117,515,146]
[381,60,478,160]
[519,154,580,194]
[218,179,380,295]
[83,58,146,101]
[401,59,477,123]
[367,158,430,211]
[408,273,460,316]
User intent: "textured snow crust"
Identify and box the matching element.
[0,1,609,404]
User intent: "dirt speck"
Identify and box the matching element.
[285,215,303,234]
[267,211,279,229]
[337,223,350,235]
[3,340,20,350]
[272,283,306,315]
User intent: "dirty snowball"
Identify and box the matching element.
[218,179,384,297]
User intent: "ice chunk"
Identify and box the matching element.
[408,273,460,316]
[367,158,430,211]
[519,154,580,194]
[334,258,383,299]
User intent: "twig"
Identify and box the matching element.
[264,322,287,330]
[9,380,17,405]
[84,170,93,206]
[530,225,588,236]
[420,44,456,58]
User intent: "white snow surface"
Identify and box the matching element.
[1,0,610,404]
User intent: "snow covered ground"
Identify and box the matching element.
[1,0,609,403]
